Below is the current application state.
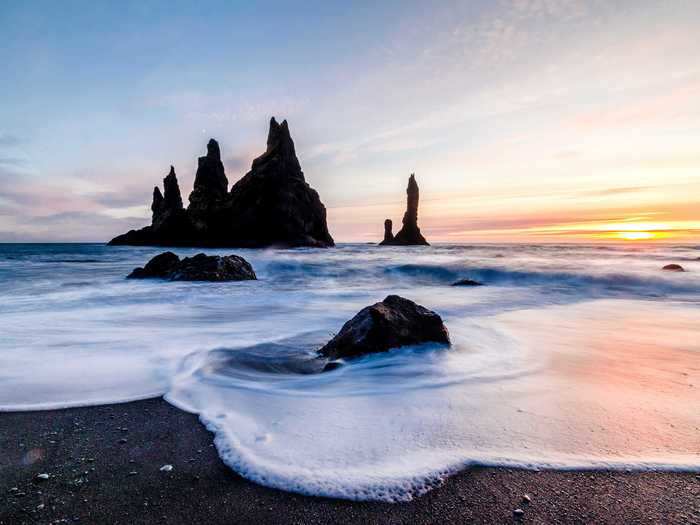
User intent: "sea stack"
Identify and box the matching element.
[109,118,334,248]
[379,174,429,246]
[225,117,334,247]
[380,219,394,245]
[151,166,184,229]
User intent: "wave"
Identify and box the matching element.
[383,263,699,296]
[166,302,700,501]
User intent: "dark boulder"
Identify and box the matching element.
[127,251,181,279]
[379,174,429,246]
[109,118,333,248]
[318,295,450,361]
[128,252,256,281]
[170,254,256,281]
[452,279,483,286]
[662,264,685,272]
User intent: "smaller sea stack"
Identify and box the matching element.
[380,219,394,245]
[379,174,429,246]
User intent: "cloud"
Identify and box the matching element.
[6,211,146,242]
[0,133,22,147]
[0,156,27,167]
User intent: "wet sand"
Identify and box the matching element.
[1,397,698,524]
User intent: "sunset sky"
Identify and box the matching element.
[1,0,698,243]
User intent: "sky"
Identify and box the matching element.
[1,0,699,243]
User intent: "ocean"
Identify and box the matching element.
[0,242,698,501]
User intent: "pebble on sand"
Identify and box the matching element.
[35,473,50,481]
[160,464,174,472]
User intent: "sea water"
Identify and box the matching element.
[0,243,698,501]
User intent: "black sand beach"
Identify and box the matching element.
[1,398,697,524]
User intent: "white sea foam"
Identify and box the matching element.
[1,243,699,500]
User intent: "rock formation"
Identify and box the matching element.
[379,219,394,245]
[379,174,429,246]
[452,279,483,286]
[188,139,229,224]
[128,252,256,281]
[151,166,184,229]
[318,295,450,361]
[662,264,685,272]
[223,118,335,247]
[109,118,334,248]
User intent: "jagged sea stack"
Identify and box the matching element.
[379,174,429,246]
[109,117,334,248]
[224,117,335,247]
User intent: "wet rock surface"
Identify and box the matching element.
[662,264,685,272]
[319,295,450,361]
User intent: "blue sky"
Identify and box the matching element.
[1,0,699,242]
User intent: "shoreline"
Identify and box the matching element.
[1,397,698,524]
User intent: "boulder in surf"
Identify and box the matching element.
[662,264,685,272]
[128,252,256,282]
[318,295,450,361]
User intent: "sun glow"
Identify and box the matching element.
[614,231,656,241]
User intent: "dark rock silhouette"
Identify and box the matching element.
[379,219,394,245]
[151,166,184,229]
[662,264,685,272]
[223,118,335,247]
[109,118,333,248]
[379,174,429,246]
[128,252,256,281]
[188,139,229,222]
[452,279,483,286]
[318,295,450,361]
[128,251,180,279]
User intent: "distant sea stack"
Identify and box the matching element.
[109,118,334,248]
[379,174,429,246]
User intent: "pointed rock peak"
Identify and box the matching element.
[162,165,184,211]
[153,186,164,202]
[266,116,296,157]
[408,173,418,190]
[207,139,221,161]
[151,186,165,222]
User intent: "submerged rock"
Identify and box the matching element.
[379,174,429,246]
[662,264,685,272]
[452,279,483,286]
[318,295,450,361]
[109,118,333,248]
[128,252,256,282]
